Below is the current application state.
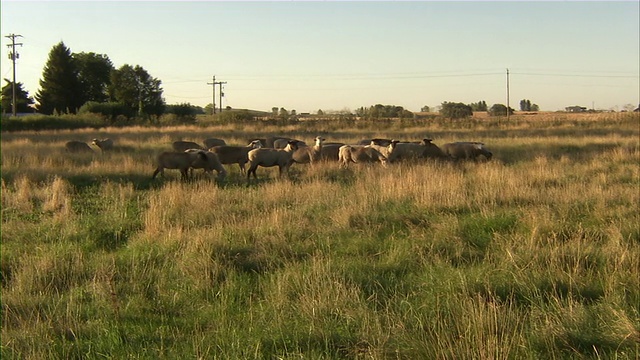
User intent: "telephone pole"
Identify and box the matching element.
[217,80,226,113]
[207,76,216,114]
[207,76,227,114]
[506,68,510,121]
[5,33,23,117]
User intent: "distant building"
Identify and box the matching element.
[565,106,587,113]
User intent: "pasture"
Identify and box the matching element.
[1,112,639,359]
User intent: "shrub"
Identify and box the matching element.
[488,104,515,116]
[440,102,473,119]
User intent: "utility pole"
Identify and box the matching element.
[218,81,226,113]
[506,68,510,121]
[207,76,227,114]
[5,33,23,117]
[207,76,216,114]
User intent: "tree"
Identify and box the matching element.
[488,103,514,116]
[35,41,83,114]
[317,109,324,115]
[1,79,35,114]
[440,102,473,119]
[421,105,430,112]
[74,52,114,104]
[469,100,487,112]
[272,107,279,116]
[109,64,164,117]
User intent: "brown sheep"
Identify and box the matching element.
[65,141,94,153]
[91,138,114,152]
[338,145,387,168]
[202,138,227,149]
[152,151,207,180]
[318,142,346,161]
[247,141,300,181]
[209,140,263,174]
[385,139,447,162]
[441,142,493,161]
[292,136,325,164]
[172,140,204,152]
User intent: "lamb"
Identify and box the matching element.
[441,142,493,161]
[247,141,300,181]
[202,137,226,149]
[172,140,204,152]
[292,136,325,164]
[152,151,207,180]
[184,149,227,181]
[385,139,446,162]
[65,141,94,153]
[338,145,387,168]
[208,140,263,174]
[91,138,114,152]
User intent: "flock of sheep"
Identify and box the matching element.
[64,136,493,183]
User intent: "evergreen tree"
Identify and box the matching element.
[35,42,83,114]
[1,79,35,114]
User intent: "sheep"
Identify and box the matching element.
[152,151,207,180]
[292,136,325,164]
[65,140,94,153]
[247,141,300,181]
[338,145,387,168]
[319,143,344,161]
[91,138,114,152]
[172,140,204,152]
[208,140,263,174]
[202,137,226,149]
[441,142,493,161]
[184,149,227,181]
[385,139,447,162]
[273,137,306,149]
[358,138,393,147]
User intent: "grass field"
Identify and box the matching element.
[1,112,639,359]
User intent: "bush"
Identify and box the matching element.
[440,102,473,119]
[78,101,135,121]
[488,104,515,117]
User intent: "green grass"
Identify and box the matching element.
[2,113,639,359]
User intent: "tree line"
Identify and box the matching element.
[1,41,172,118]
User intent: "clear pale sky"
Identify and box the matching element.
[1,1,639,113]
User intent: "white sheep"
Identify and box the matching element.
[246,141,300,181]
[172,140,204,152]
[292,136,325,164]
[184,149,227,181]
[152,151,207,180]
[202,137,227,149]
[65,141,94,153]
[338,145,387,168]
[208,140,263,174]
[91,138,114,152]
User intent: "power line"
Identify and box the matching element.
[5,33,23,116]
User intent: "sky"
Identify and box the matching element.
[1,1,639,113]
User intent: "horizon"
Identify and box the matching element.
[1,1,639,113]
